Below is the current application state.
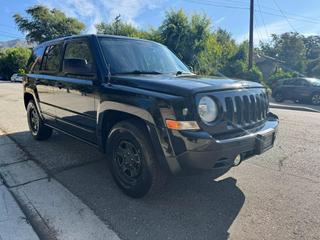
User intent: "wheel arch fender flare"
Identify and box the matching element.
[97,101,172,173]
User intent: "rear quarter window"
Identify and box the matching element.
[41,43,63,73]
[27,46,45,74]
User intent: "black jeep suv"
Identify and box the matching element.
[272,77,320,105]
[24,35,279,198]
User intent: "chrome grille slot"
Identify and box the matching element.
[224,90,268,129]
[235,96,243,125]
[225,97,234,126]
[243,96,250,123]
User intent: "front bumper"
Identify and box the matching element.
[169,112,279,173]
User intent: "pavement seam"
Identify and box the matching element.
[0,159,28,168]
[0,142,15,147]
[247,161,319,184]
[8,177,50,189]
[0,127,54,179]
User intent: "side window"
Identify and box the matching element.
[293,79,308,86]
[42,44,63,72]
[284,79,294,85]
[27,46,45,74]
[298,79,309,86]
[62,40,95,77]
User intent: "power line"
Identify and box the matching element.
[183,0,249,10]
[256,0,269,37]
[272,0,297,32]
[184,0,320,25]
[254,2,320,23]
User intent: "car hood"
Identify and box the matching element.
[112,74,264,96]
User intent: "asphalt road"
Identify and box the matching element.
[0,82,319,240]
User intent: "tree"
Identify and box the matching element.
[96,15,140,37]
[96,15,162,42]
[159,10,220,73]
[304,36,320,59]
[159,10,190,61]
[0,47,31,79]
[303,36,320,77]
[214,28,237,68]
[222,41,264,83]
[13,5,85,43]
[260,32,307,73]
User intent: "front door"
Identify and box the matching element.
[291,78,312,101]
[53,39,98,143]
[36,43,64,122]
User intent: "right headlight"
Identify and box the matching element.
[198,96,218,123]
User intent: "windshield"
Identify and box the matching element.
[98,37,190,75]
[306,78,320,86]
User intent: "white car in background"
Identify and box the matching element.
[10,73,24,82]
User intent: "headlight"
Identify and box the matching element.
[198,96,218,123]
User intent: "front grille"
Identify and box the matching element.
[224,92,268,127]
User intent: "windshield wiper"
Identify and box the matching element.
[115,70,162,75]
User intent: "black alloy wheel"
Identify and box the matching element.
[107,120,167,198]
[27,100,52,140]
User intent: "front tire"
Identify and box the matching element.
[311,93,320,105]
[27,100,52,140]
[106,120,166,198]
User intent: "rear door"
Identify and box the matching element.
[52,38,98,143]
[278,79,295,99]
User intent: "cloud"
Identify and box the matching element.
[237,17,320,44]
[37,0,165,33]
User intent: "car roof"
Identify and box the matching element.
[36,34,158,49]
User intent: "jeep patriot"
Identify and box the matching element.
[24,34,279,197]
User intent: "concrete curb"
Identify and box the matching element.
[0,182,40,240]
[270,103,320,113]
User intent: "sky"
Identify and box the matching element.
[1,0,320,44]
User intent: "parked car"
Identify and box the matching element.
[10,73,24,82]
[23,34,279,198]
[272,77,320,105]
[0,75,5,81]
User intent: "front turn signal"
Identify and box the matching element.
[166,119,200,130]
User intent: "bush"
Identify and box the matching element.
[222,59,264,83]
[0,47,31,79]
[268,68,297,86]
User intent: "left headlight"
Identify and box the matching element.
[198,96,218,123]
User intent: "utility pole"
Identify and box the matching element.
[249,0,254,69]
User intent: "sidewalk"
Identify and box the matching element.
[0,130,120,240]
[270,99,320,113]
[0,177,39,240]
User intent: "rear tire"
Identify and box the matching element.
[274,92,284,103]
[106,120,167,198]
[27,100,52,140]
